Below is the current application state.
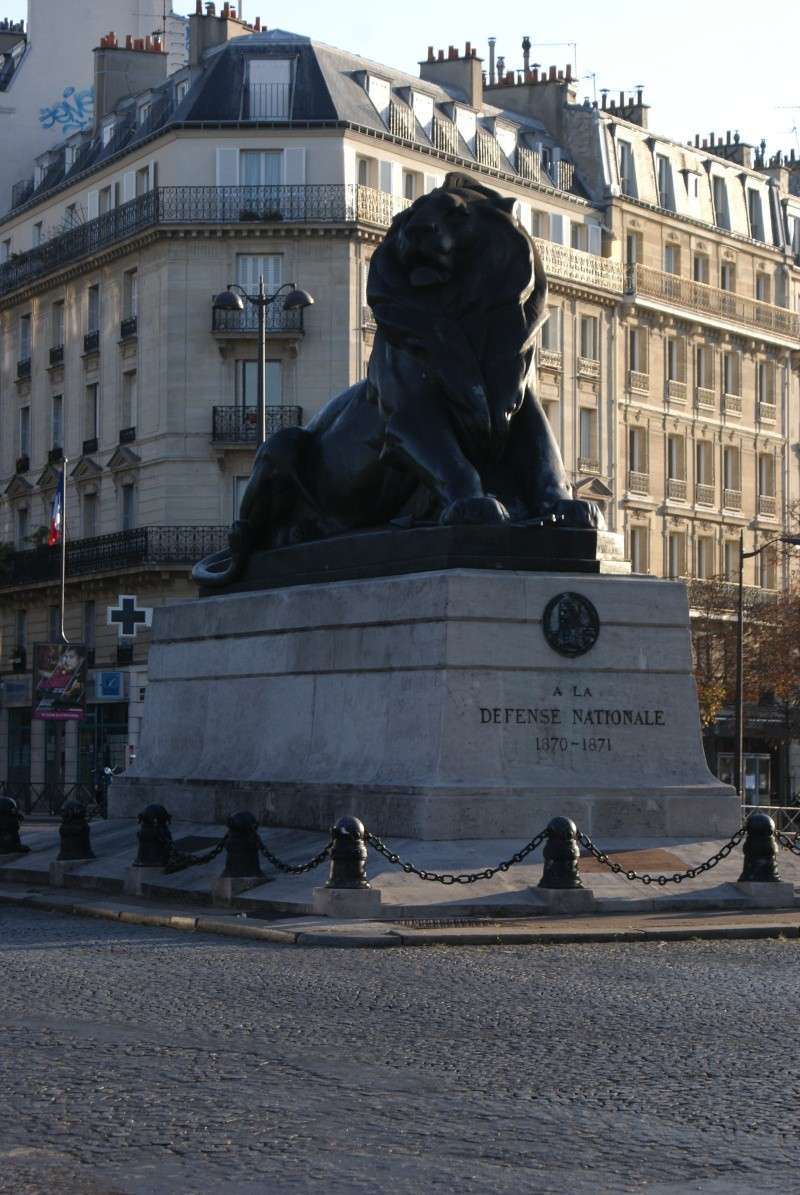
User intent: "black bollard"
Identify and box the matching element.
[133,803,173,868]
[222,811,263,878]
[325,816,371,890]
[738,811,780,883]
[0,796,29,855]
[57,800,95,862]
[538,816,582,890]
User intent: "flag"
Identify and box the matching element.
[48,470,64,547]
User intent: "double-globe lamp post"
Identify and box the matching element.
[212,277,314,445]
[734,529,800,801]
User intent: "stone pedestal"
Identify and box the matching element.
[49,859,93,887]
[124,866,163,896]
[735,881,796,908]
[312,886,383,918]
[110,569,739,840]
[531,888,596,913]
[212,875,270,906]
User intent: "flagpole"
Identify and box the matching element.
[60,457,69,645]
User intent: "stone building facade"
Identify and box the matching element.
[0,13,798,799]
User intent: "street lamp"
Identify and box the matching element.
[212,278,314,445]
[734,530,800,803]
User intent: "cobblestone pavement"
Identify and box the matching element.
[1,907,799,1195]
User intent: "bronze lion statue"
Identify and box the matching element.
[194,172,602,586]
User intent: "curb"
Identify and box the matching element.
[2,888,800,948]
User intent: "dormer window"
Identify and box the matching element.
[618,141,637,197]
[102,121,115,147]
[454,106,476,152]
[747,188,765,241]
[176,79,189,104]
[366,74,391,126]
[411,91,433,138]
[656,154,675,211]
[494,123,517,162]
[138,101,151,126]
[248,59,291,119]
[712,175,730,230]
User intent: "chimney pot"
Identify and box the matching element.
[600,90,607,109]
[636,87,643,104]
[565,63,572,81]
[702,138,707,148]
[465,41,471,57]
[437,48,444,61]
[709,132,715,146]
[125,33,133,48]
[557,69,564,81]
[549,65,556,81]
[427,45,434,61]
[609,98,616,110]
[619,90,625,106]
[254,15,261,30]
[196,0,202,12]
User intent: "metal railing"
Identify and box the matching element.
[211,305,304,335]
[695,482,715,506]
[538,348,562,371]
[212,405,303,444]
[742,804,800,834]
[577,356,600,380]
[0,781,96,816]
[49,344,64,366]
[246,82,291,119]
[16,357,31,378]
[577,457,600,474]
[626,263,800,340]
[388,100,417,141]
[120,315,137,339]
[83,329,99,354]
[0,525,229,589]
[534,238,624,293]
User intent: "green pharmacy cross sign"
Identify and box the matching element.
[107,595,153,638]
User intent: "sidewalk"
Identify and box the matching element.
[1,816,798,947]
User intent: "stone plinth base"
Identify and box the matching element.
[49,859,93,887]
[312,886,383,918]
[734,881,796,907]
[212,875,269,906]
[124,866,163,896]
[532,887,596,912]
[111,569,739,841]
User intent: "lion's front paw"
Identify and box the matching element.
[440,496,510,526]
[545,498,606,530]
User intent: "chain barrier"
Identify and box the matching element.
[365,828,548,885]
[576,827,746,886]
[164,833,228,875]
[257,835,333,875]
[776,830,800,857]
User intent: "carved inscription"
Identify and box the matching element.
[478,685,666,755]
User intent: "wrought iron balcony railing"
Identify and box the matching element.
[83,329,100,354]
[120,315,137,339]
[212,405,303,444]
[246,82,291,119]
[0,525,229,589]
[211,305,304,335]
[625,263,800,340]
[16,357,31,379]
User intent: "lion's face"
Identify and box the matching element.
[393,190,477,287]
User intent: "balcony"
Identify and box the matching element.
[758,401,776,424]
[120,315,137,339]
[0,525,230,590]
[534,239,624,294]
[211,305,304,337]
[758,494,777,518]
[538,348,562,372]
[723,488,742,510]
[695,387,715,410]
[695,483,715,506]
[212,405,303,444]
[625,263,800,341]
[16,357,31,379]
[627,470,649,495]
[667,478,687,501]
[627,370,649,394]
[83,330,100,354]
[666,379,687,402]
[577,356,601,381]
[577,457,601,475]
[723,393,742,415]
[49,344,64,367]
[246,82,291,120]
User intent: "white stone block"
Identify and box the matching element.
[734,881,796,908]
[312,885,383,918]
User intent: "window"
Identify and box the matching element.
[578,408,597,462]
[1,238,11,262]
[759,545,777,590]
[48,605,60,643]
[121,484,136,531]
[122,370,137,429]
[668,532,686,579]
[236,254,282,303]
[723,540,738,582]
[696,440,714,485]
[123,269,138,318]
[16,507,29,550]
[693,253,710,284]
[758,453,775,497]
[722,351,740,395]
[630,526,648,574]
[667,434,686,480]
[628,327,648,373]
[664,244,680,275]
[102,121,114,146]
[402,169,422,201]
[19,313,31,361]
[248,58,292,118]
[625,230,643,265]
[720,262,736,292]
[540,306,561,352]
[618,141,636,197]
[51,395,63,449]
[628,426,647,473]
[235,360,282,407]
[723,446,741,491]
[696,537,715,580]
[240,149,281,187]
[138,101,151,126]
[99,185,112,215]
[656,155,675,211]
[85,383,99,439]
[176,79,190,104]
[83,492,97,538]
[712,176,730,230]
[529,208,545,238]
[52,300,65,347]
[87,284,100,333]
[579,315,598,360]
[19,406,30,456]
[83,600,96,649]
[570,223,588,252]
[356,156,374,187]
[755,273,771,303]
[64,203,78,227]
[696,345,714,389]
[756,361,775,405]
[232,475,250,520]
[135,166,151,197]
[32,221,43,247]
[747,190,765,241]
[666,337,686,382]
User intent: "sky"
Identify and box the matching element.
[4,0,798,157]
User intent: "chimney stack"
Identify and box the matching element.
[419,41,483,108]
[522,35,531,74]
[488,37,496,84]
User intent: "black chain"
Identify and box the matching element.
[258,835,333,874]
[164,834,228,875]
[365,828,548,885]
[576,827,746,885]
[776,830,800,856]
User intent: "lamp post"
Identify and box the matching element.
[212,278,314,445]
[734,530,800,803]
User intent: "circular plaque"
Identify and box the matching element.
[542,592,600,658]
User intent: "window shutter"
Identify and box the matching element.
[549,213,564,243]
[587,224,602,256]
[283,147,306,185]
[87,190,99,220]
[123,172,136,203]
[215,146,239,186]
[343,143,357,186]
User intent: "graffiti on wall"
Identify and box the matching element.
[39,85,95,136]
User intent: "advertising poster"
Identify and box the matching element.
[32,643,87,721]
